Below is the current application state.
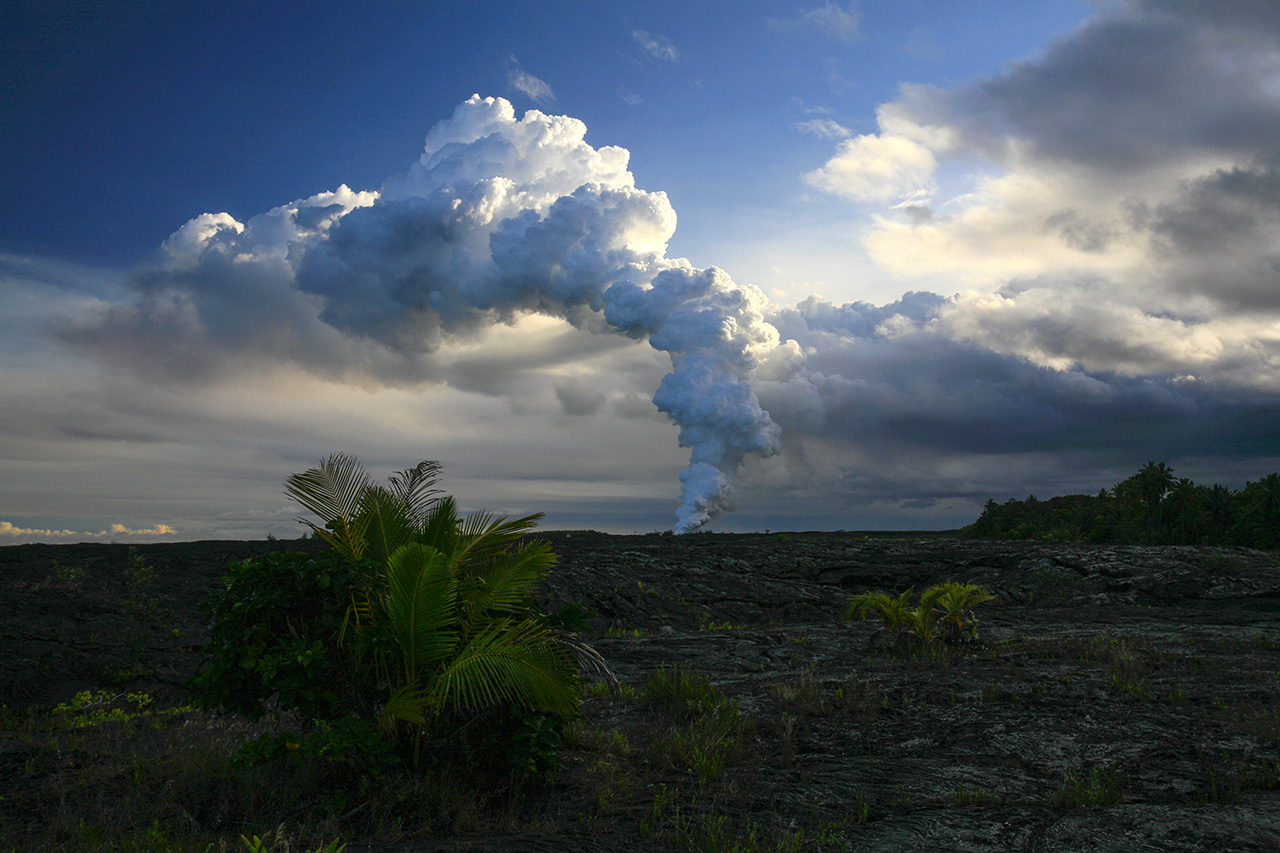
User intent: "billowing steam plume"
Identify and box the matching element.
[80,96,794,531]
[69,90,1276,531]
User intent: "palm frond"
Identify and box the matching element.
[338,589,376,648]
[284,453,373,561]
[419,495,462,555]
[378,684,434,731]
[452,511,546,569]
[933,582,994,641]
[552,629,619,692]
[911,586,944,643]
[387,460,444,522]
[361,485,421,569]
[429,617,578,716]
[469,541,557,615]
[383,543,457,680]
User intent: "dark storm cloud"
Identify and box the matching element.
[900,0,1280,172]
[554,379,608,416]
[760,293,1280,473]
[1153,160,1280,254]
[1139,156,1280,311]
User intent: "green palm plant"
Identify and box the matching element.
[844,588,916,639]
[932,581,996,642]
[285,454,444,566]
[284,453,610,766]
[908,584,947,645]
[844,581,994,650]
[371,542,581,764]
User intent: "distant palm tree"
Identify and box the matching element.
[1238,472,1280,549]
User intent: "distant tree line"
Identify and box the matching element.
[962,462,1280,548]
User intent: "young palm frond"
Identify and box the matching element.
[379,684,433,731]
[844,588,915,635]
[450,509,547,569]
[361,484,423,570]
[387,459,444,520]
[285,453,374,562]
[910,584,947,645]
[418,494,463,555]
[933,581,995,641]
[468,541,558,617]
[383,543,457,681]
[430,617,579,716]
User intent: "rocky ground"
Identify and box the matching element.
[3,532,1280,851]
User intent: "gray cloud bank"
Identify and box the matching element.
[63,1,1280,529]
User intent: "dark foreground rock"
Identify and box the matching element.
[3,531,1280,852]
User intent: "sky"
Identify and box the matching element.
[3,0,1280,542]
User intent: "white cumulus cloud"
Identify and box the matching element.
[804,132,937,202]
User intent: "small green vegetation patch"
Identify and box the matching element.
[845,581,995,650]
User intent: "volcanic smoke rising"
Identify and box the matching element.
[67,92,1280,531]
[306,97,796,531]
[87,96,794,531]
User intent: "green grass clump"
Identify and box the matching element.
[1053,764,1125,808]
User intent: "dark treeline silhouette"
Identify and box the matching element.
[962,462,1280,548]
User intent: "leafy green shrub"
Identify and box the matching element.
[188,550,366,719]
[189,453,610,775]
[234,714,397,773]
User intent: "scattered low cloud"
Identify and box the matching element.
[806,0,1280,393]
[0,521,176,540]
[504,55,555,105]
[768,2,862,44]
[632,30,678,62]
[803,131,936,202]
[796,118,851,139]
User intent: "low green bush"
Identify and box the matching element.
[188,453,609,777]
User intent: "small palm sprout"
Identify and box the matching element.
[932,581,996,643]
[845,581,995,651]
[844,588,916,641]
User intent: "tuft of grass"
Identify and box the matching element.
[53,562,88,584]
[641,666,751,786]
[639,786,804,853]
[769,665,831,717]
[1083,632,1153,699]
[642,665,734,722]
[1052,764,1125,808]
[1224,702,1280,743]
[1195,744,1280,803]
[947,782,996,806]
[1,693,581,851]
